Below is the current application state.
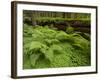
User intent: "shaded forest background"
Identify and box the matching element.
[23,10,91,33]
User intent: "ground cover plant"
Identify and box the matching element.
[23,11,91,69]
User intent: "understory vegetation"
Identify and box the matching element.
[23,24,91,69]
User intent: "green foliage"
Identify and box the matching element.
[29,42,43,51]
[55,31,69,40]
[30,53,41,67]
[66,26,74,34]
[36,17,90,23]
[23,24,91,69]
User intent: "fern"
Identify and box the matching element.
[66,26,74,34]
[41,48,54,62]
[30,53,41,67]
[23,24,91,69]
[50,44,64,54]
[55,31,69,41]
[29,42,42,50]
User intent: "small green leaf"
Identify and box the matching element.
[40,48,54,62]
[66,26,74,34]
[45,49,54,62]
[29,42,42,50]
[30,53,41,67]
[51,45,63,53]
[23,54,31,69]
[55,31,69,41]
[51,44,62,51]
[72,43,84,50]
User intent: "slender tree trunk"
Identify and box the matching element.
[31,11,37,26]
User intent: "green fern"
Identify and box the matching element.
[23,24,91,69]
[55,31,69,41]
[30,53,41,67]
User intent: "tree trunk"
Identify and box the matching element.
[31,12,37,26]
